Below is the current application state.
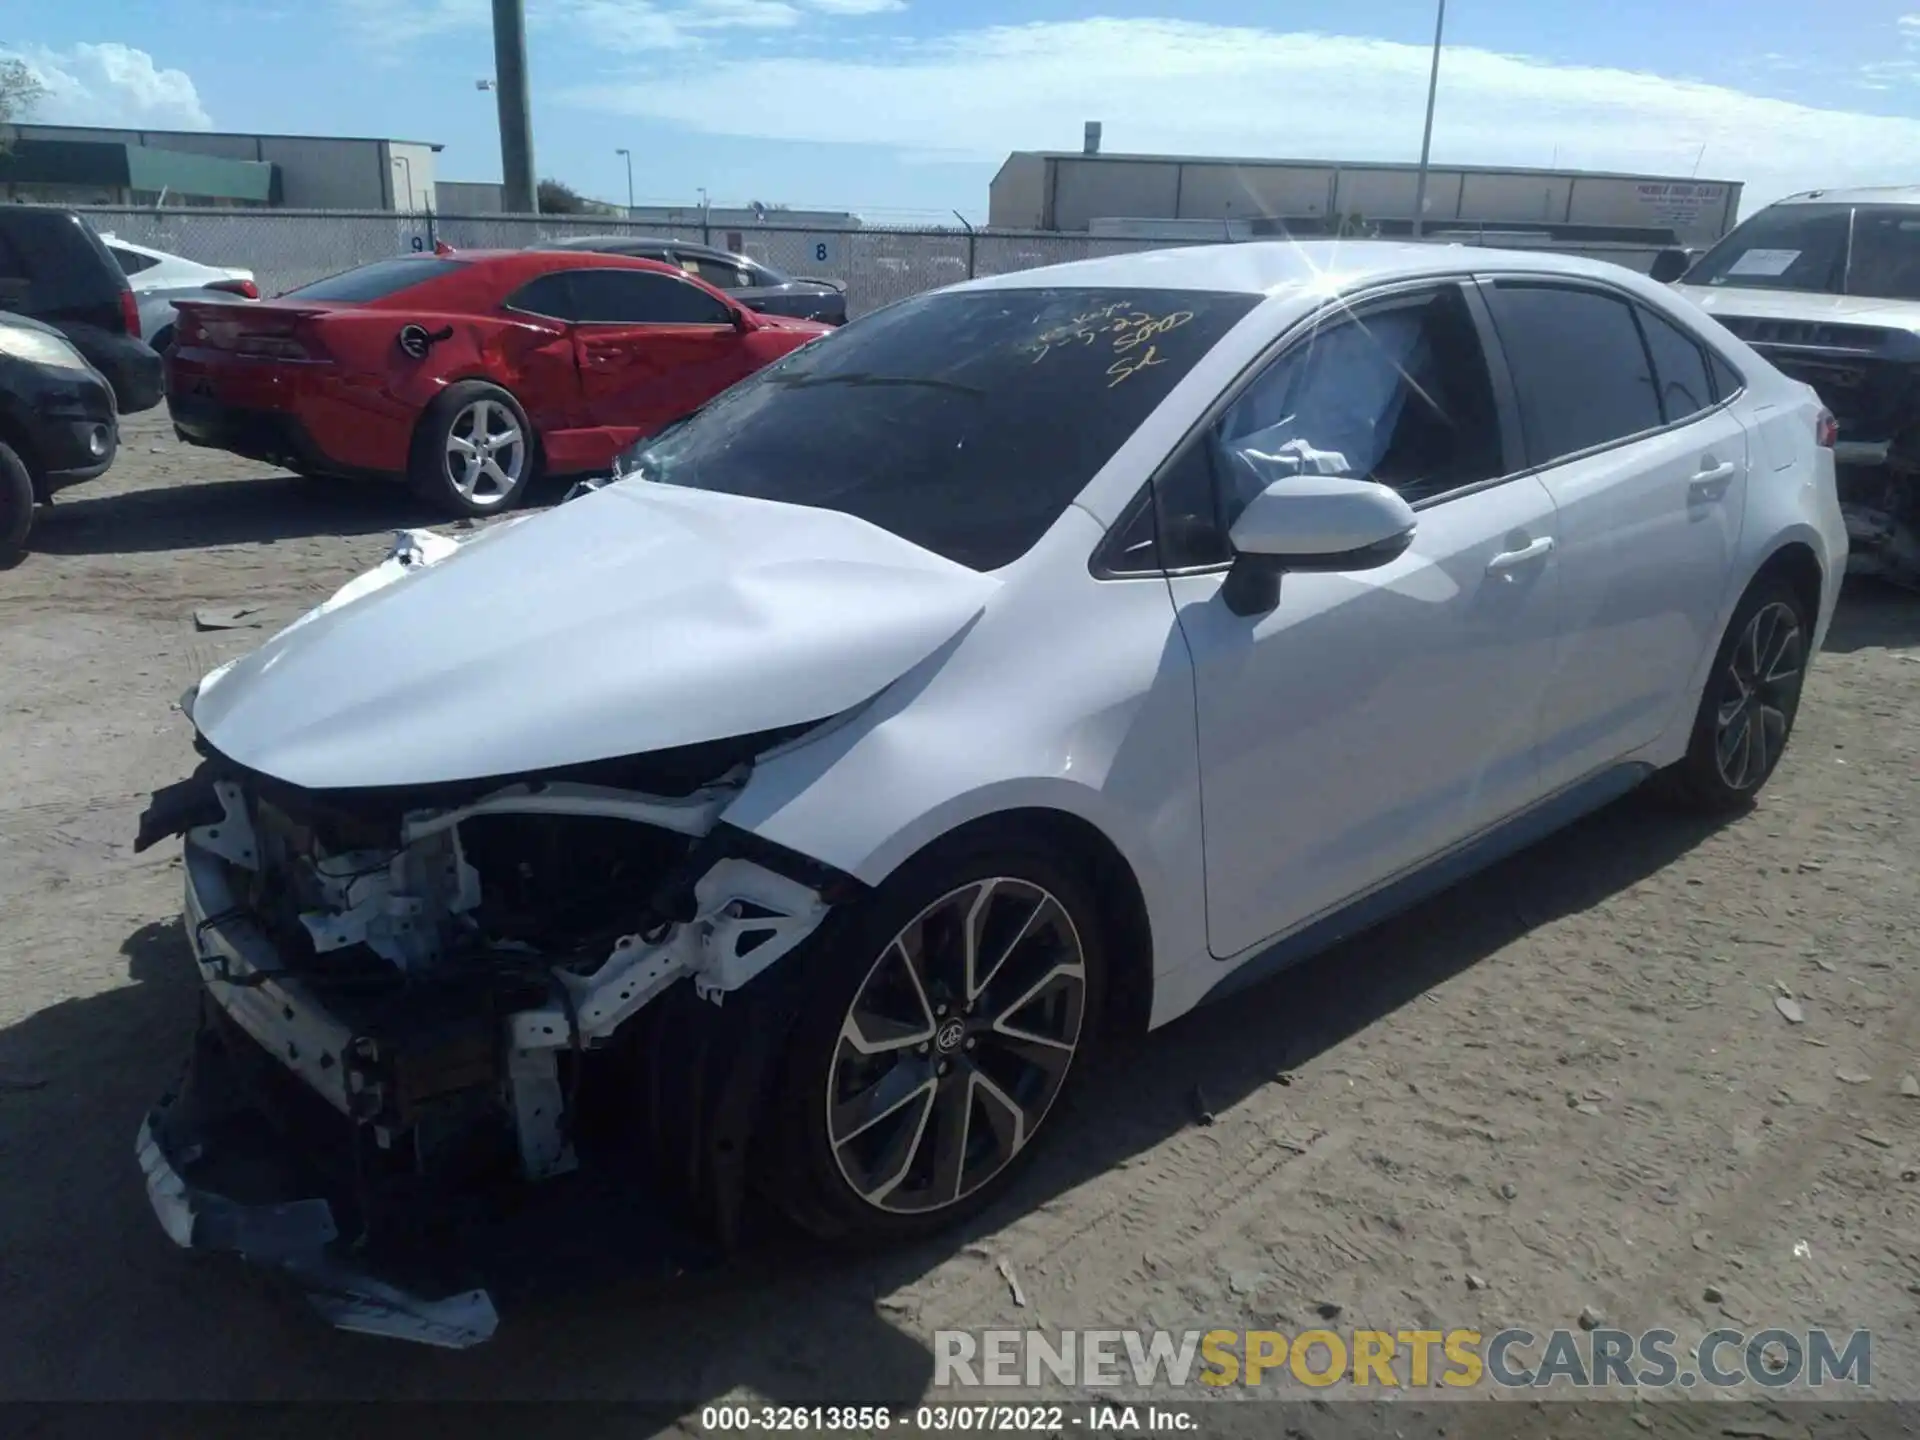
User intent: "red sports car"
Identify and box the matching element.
[166,248,831,515]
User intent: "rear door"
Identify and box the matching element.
[563,268,752,440]
[1478,278,1750,793]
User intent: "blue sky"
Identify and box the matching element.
[10,1,1920,220]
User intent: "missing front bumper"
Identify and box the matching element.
[137,1014,501,1348]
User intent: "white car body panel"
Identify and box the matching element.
[1673,283,1920,331]
[190,481,999,789]
[1526,401,1752,793]
[181,240,1850,1041]
[1169,473,1561,959]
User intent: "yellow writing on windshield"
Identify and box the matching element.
[1023,304,1195,383]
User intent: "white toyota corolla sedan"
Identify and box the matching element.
[135,241,1845,1344]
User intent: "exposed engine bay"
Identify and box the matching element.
[133,719,860,1347]
[1714,314,1920,587]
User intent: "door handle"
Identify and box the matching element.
[1688,460,1737,502]
[1486,535,1554,576]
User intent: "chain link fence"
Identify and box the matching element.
[70,206,1665,321]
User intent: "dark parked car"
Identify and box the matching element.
[0,206,163,415]
[542,235,847,325]
[0,311,119,564]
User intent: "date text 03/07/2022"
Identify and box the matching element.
[698,1404,1198,1433]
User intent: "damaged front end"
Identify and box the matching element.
[1715,315,1920,587]
[133,729,857,1347]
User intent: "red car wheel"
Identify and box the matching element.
[409,380,536,518]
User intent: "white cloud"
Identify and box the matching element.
[1901,13,1920,44]
[337,0,488,47]
[677,0,802,30]
[802,0,906,14]
[341,0,846,52]
[4,42,210,130]
[563,18,1920,210]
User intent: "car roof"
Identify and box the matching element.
[957,239,1656,297]
[550,235,677,251]
[1764,185,1920,208]
[447,248,699,279]
[547,235,743,262]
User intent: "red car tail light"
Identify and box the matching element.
[120,288,141,338]
[1815,408,1838,448]
[207,278,261,299]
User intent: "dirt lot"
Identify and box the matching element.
[1,411,1917,1428]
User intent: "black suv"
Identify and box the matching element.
[0,311,119,564]
[0,206,163,415]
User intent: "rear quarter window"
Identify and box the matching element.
[282,256,467,303]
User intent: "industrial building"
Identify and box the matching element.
[433,181,861,234]
[989,147,1743,250]
[0,123,442,211]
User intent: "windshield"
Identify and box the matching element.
[1685,203,1920,301]
[616,286,1258,570]
[280,256,466,302]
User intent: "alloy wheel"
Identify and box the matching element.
[444,398,525,508]
[826,877,1088,1214]
[1713,600,1805,792]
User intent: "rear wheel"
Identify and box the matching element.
[762,834,1105,1243]
[408,381,534,517]
[1659,573,1812,810]
[0,441,35,568]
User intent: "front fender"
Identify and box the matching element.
[718,511,1211,981]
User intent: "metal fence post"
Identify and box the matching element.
[954,211,976,279]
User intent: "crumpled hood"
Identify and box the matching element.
[1673,284,1920,332]
[191,483,999,790]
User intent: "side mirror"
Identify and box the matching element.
[1222,476,1417,616]
[1648,247,1693,284]
[729,306,754,332]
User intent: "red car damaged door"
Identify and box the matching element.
[561,267,757,451]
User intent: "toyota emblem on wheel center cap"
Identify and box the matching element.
[935,1018,966,1054]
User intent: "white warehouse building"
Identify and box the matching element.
[989,149,1743,252]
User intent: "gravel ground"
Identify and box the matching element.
[1,411,1916,1432]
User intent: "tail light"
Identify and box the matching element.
[1815,408,1838,448]
[207,278,261,300]
[120,288,141,338]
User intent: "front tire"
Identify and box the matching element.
[762,834,1107,1244]
[1660,573,1812,810]
[408,381,534,517]
[0,441,35,568]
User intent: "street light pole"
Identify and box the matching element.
[615,148,633,216]
[1410,0,1446,241]
[491,0,538,214]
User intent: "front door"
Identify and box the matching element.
[563,267,752,447]
[1162,282,1564,959]
[1476,279,1751,792]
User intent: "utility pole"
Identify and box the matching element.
[616,147,634,215]
[491,0,537,214]
[1410,0,1446,240]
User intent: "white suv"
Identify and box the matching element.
[1673,186,1920,586]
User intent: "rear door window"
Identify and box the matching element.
[507,272,576,319]
[678,254,752,290]
[1484,283,1664,466]
[1634,305,1715,424]
[282,256,466,302]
